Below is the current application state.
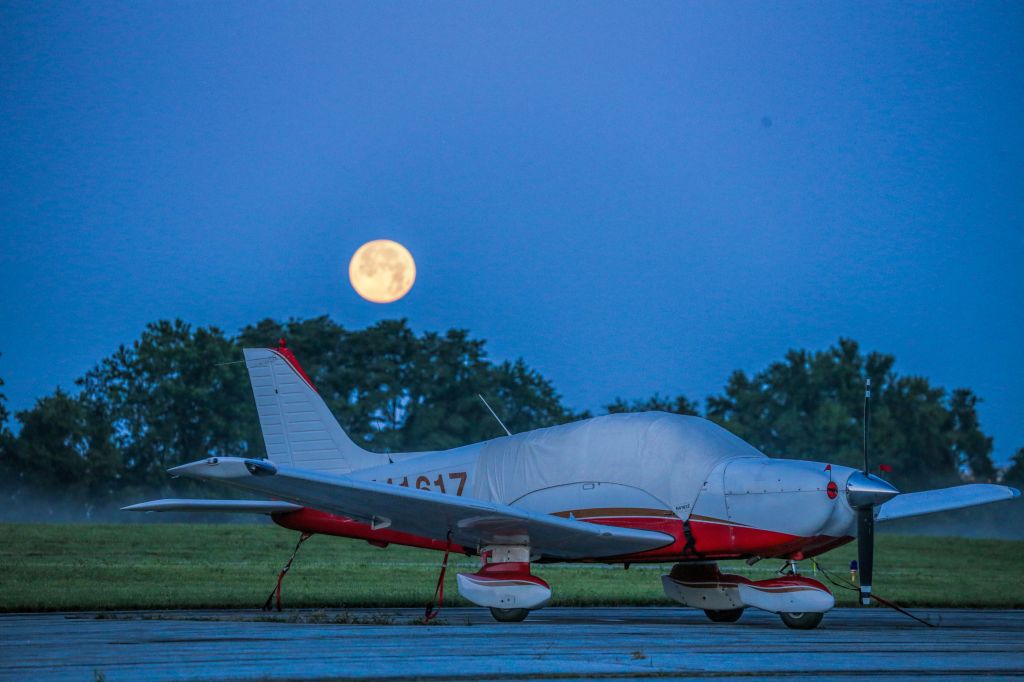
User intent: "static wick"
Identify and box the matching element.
[478,394,512,437]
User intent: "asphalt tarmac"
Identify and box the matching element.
[1,607,1022,681]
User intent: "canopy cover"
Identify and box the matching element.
[472,412,766,519]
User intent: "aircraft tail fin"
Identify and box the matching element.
[242,343,388,475]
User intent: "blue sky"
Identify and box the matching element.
[1,2,1021,464]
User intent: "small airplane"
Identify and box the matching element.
[127,341,1020,628]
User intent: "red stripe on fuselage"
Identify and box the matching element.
[584,516,851,562]
[272,508,852,561]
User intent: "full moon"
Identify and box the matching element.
[348,239,416,303]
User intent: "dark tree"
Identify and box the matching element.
[948,388,996,481]
[605,393,699,416]
[77,320,252,490]
[239,318,581,452]
[704,339,995,491]
[2,389,119,515]
[0,361,9,432]
[1004,448,1024,489]
[0,365,15,490]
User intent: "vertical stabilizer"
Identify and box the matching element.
[243,343,387,474]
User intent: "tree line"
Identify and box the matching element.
[0,317,1021,518]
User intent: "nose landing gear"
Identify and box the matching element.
[662,561,833,630]
[779,611,825,630]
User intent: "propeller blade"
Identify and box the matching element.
[857,507,874,605]
[847,472,896,606]
[855,377,885,606]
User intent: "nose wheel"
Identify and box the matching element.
[779,611,824,630]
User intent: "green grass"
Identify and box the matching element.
[1,522,1022,612]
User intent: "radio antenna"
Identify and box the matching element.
[863,378,871,473]
[478,394,512,437]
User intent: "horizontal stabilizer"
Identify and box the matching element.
[168,457,675,560]
[876,484,1020,522]
[122,498,303,514]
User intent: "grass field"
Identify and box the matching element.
[2,522,1022,612]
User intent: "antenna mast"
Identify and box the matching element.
[478,394,512,437]
[863,378,871,473]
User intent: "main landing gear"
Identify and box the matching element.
[704,608,744,623]
[455,546,551,623]
[490,607,531,623]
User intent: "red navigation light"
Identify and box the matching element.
[826,481,838,500]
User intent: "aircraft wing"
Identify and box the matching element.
[168,457,675,560]
[876,484,1020,522]
[122,499,303,514]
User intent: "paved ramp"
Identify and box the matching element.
[1,608,1022,680]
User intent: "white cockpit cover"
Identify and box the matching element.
[472,413,765,518]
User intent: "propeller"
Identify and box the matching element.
[847,378,899,605]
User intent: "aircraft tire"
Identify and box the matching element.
[489,607,530,623]
[703,608,744,623]
[779,611,824,630]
